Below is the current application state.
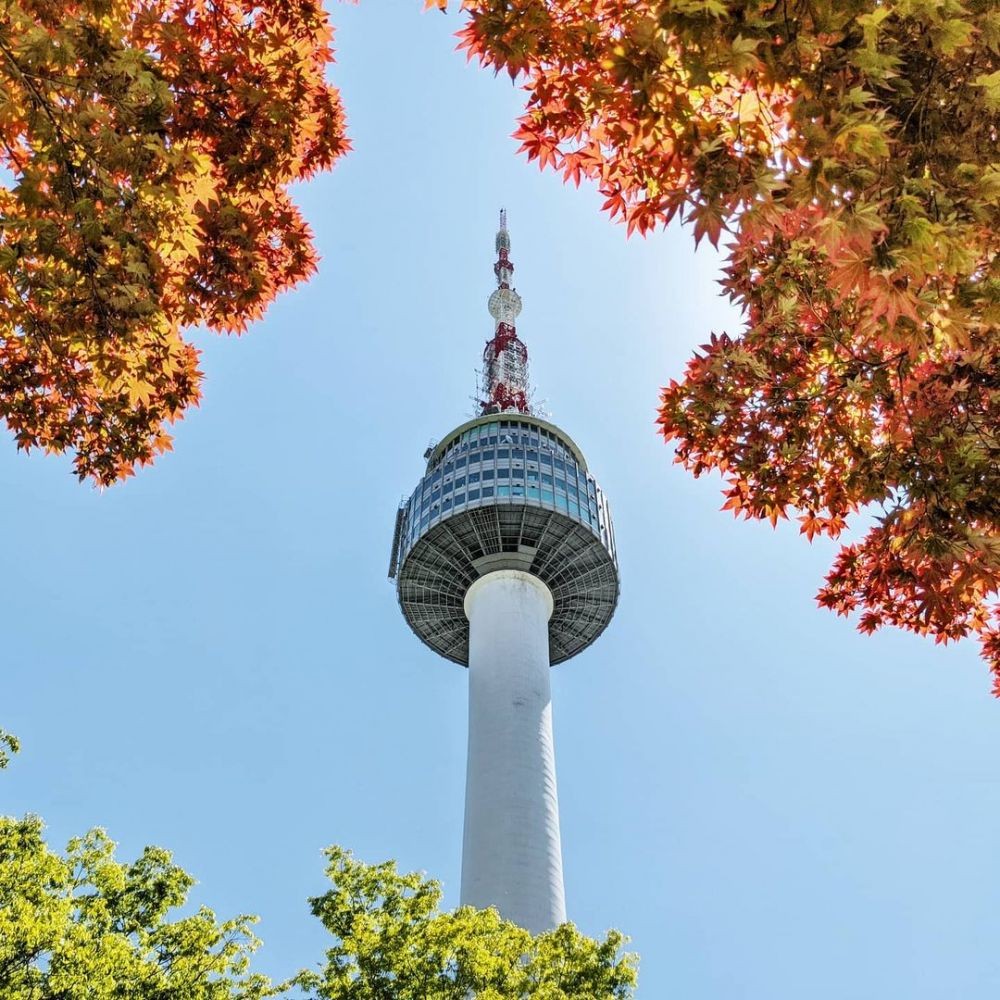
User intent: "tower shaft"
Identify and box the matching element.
[460,570,567,933]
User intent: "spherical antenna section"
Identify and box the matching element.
[488,287,522,324]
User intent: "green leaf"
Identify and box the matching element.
[0,729,19,768]
[932,17,975,56]
[974,70,1000,111]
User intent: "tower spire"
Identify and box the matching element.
[481,210,531,414]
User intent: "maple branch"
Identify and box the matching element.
[0,38,118,337]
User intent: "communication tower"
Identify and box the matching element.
[388,213,619,934]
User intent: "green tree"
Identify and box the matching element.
[0,809,637,999]
[299,846,637,1000]
[0,815,275,999]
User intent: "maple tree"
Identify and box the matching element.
[437,0,1000,692]
[0,0,347,484]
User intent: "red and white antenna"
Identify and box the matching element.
[480,210,531,415]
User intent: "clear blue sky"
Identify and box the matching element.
[3,3,999,997]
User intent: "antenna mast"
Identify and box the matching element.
[481,210,531,414]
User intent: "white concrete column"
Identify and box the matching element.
[460,569,566,933]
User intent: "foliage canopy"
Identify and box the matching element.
[0,0,346,484]
[6,0,999,686]
[440,0,1000,689]
[0,815,274,999]
[0,809,637,1000]
[301,846,637,1000]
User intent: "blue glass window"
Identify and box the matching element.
[527,469,539,483]
[481,486,495,498]
[468,471,480,484]
[527,450,539,462]
[541,488,554,503]
[497,448,510,459]
[554,459,566,474]
[512,485,524,497]
[497,468,510,478]
[568,499,579,516]
[431,470,442,484]
[454,493,466,505]
[444,462,454,475]
[527,486,540,499]
[468,489,480,501]
[542,473,553,486]
[456,456,467,469]
[512,449,524,460]
[482,469,494,481]
[442,498,452,511]
[555,494,569,511]
[497,485,511,497]
[455,476,466,489]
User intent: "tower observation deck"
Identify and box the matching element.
[388,213,620,933]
